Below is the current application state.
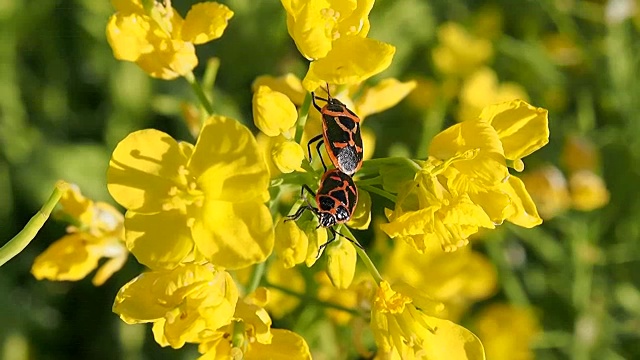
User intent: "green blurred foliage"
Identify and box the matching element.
[1,0,640,359]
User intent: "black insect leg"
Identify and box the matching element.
[333,229,365,250]
[311,92,326,112]
[316,227,337,258]
[307,134,328,172]
[285,184,318,222]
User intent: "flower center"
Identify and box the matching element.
[320,8,342,40]
[163,165,204,215]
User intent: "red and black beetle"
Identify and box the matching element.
[286,169,363,255]
[307,86,364,176]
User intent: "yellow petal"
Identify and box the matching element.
[189,115,270,203]
[347,188,371,230]
[135,39,197,79]
[302,36,396,91]
[503,176,543,228]
[417,316,486,360]
[479,100,549,167]
[274,218,309,268]
[281,0,334,60]
[475,304,539,360]
[58,184,92,224]
[252,73,306,106]
[92,252,128,286]
[326,237,357,289]
[245,329,312,360]
[234,290,273,345]
[252,86,298,137]
[192,200,274,269]
[108,129,189,213]
[355,78,416,119]
[106,13,154,62]
[272,141,305,174]
[181,2,234,44]
[430,119,508,187]
[31,234,100,282]
[124,210,195,270]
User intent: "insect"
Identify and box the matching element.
[307,85,364,176]
[286,169,363,255]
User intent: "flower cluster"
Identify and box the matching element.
[381,100,549,252]
[26,1,564,359]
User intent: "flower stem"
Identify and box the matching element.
[358,184,397,203]
[294,93,312,144]
[264,281,361,317]
[231,320,245,349]
[0,181,69,268]
[246,261,266,294]
[185,71,214,116]
[342,227,384,284]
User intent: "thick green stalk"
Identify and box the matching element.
[0,181,68,267]
[185,71,214,116]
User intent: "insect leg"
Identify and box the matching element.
[315,139,328,172]
[307,134,323,163]
[333,229,364,250]
[316,227,337,258]
[311,92,325,113]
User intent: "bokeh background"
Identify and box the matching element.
[1,0,639,359]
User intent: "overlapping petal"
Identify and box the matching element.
[181,3,234,44]
[303,36,396,91]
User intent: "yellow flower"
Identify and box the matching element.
[281,0,374,60]
[520,165,571,219]
[383,241,497,320]
[252,86,298,137]
[198,288,312,360]
[432,22,493,77]
[381,100,548,252]
[113,264,238,349]
[272,141,305,174]
[569,170,610,211]
[315,272,362,325]
[274,218,309,268]
[347,188,371,229]
[106,1,233,79]
[302,37,396,91]
[281,0,395,91]
[475,304,540,360]
[457,67,529,122]
[31,185,128,286]
[353,78,417,120]
[326,236,357,289]
[107,115,273,270]
[252,73,306,106]
[371,281,485,360]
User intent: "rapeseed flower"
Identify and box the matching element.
[31,185,128,286]
[381,100,548,252]
[371,281,485,359]
[113,264,238,349]
[107,115,273,270]
[521,165,571,219]
[281,0,396,90]
[106,0,233,79]
[197,288,312,359]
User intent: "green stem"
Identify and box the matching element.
[294,93,312,144]
[485,238,530,306]
[231,320,245,350]
[185,71,214,116]
[341,227,384,284]
[246,261,266,295]
[0,181,69,267]
[264,281,361,317]
[202,57,220,95]
[358,184,397,203]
